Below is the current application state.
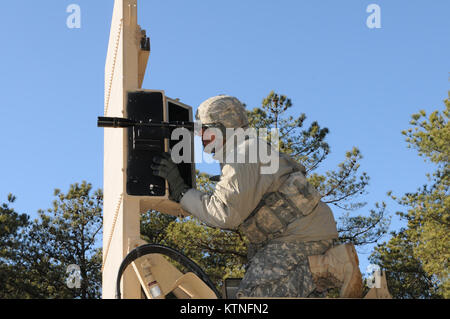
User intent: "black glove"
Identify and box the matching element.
[151,152,189,202]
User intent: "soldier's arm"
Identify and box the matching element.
[180,162,272,229]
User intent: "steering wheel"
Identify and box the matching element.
[116,243,222,299]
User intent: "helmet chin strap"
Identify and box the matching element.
[201,123,226,154]
[203,137,225,155]
[201,122,250,158]
[202,142,215,154]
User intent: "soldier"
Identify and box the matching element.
[151,95,363,298]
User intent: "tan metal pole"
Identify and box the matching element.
[102,0,142,299]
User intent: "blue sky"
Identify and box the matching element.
[0,0,449,275]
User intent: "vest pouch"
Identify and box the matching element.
[240,193,297,244]
[263,192,298,226]
[240,172,322,245]
[240,216,268,245]
[278,171,321,217]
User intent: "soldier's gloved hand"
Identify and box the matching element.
[151,152,189,202]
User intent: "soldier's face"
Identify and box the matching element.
[200,127,225,151]
[201,128,216,148]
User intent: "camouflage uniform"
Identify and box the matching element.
[237,240,335,298]
[195,95,249,129]
[181,95,340,298]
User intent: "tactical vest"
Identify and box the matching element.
[239,170,322,246]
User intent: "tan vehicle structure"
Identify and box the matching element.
[101,0,392,299]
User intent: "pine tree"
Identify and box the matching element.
[0,194,30,298]
[371,92,449,298]
[1,182,103,298]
